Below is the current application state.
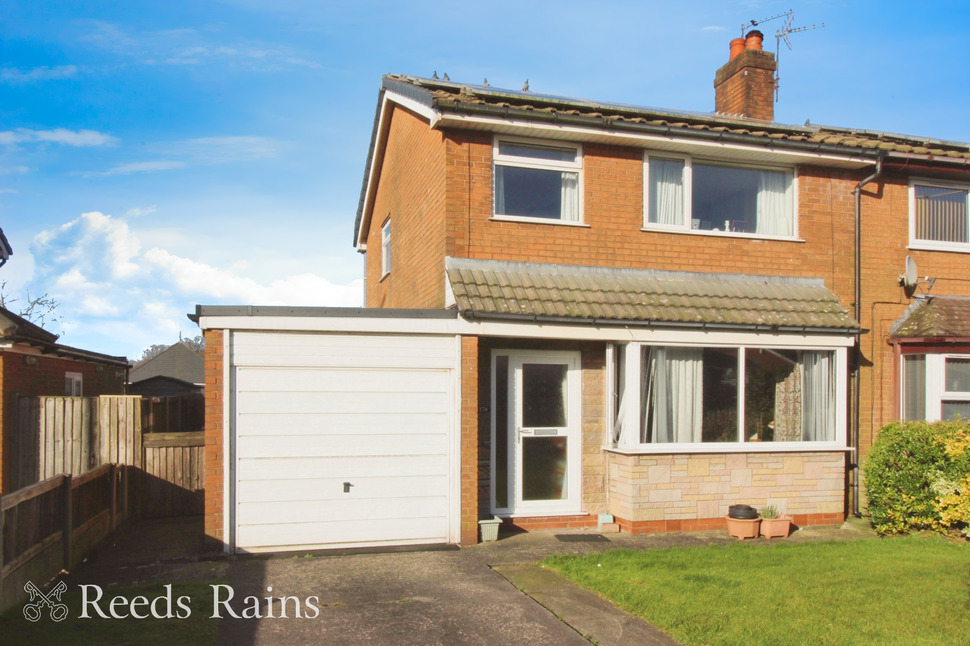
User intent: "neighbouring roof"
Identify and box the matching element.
[891,296,970,338]
[445,257,860,333]
[0,305,128,366]
[129,342,204,385]
[0,227,11,264]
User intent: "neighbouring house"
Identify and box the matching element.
[0,306,128,493]
[196,33,970,553]
[0,226,12,269]
[128,342,204,397]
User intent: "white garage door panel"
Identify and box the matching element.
[238,474,449,502]
[238,516,450,551]
[232,332,456,552]
[234,413,448,436]
[238,433,446,458]
[237,454,448,481]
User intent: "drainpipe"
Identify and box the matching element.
[851,153,884,518]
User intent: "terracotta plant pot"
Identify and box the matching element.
[759,516,793,540]
[726,516,761,540]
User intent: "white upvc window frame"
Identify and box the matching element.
[65,372,83,396]
[908,178,970,253]
[643,152,799,240]
[492,135,585,226]
[608,339,848,454]
[380,219,391,278]
[902,353,970,421]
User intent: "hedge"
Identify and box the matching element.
[864,420,970,537]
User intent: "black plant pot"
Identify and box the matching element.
[728,504,759,519]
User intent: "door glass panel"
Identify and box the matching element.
[522,363,568,427]
[494,356,509,509]
[522,436,568,501]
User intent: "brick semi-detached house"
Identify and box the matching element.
[195,34,970,553]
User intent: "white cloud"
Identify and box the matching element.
[27,211,361,358]
[703,25,727,32]
[0,128,117,147]
[0,165,29,174]
[164,136,281,163]
[0,65,79,83]
[91,161,186,176]
[126,205,158,217]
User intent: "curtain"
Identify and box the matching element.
[560,172,579,221]
[494,166,506,215]
[801,351,833,441]
[755,170,791,236]
[642,347,703,443]
[649,159,684,225]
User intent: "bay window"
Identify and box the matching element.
[494,138,582,223]
[613,343,842,449]
[645,154,795,237]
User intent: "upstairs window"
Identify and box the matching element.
[493,138,582,223]
[645,154,795,237]
[911,180,969,250]
[380,219,391,277]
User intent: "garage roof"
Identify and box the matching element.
[446,257,860,333]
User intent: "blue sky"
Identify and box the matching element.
[2,1,969,360]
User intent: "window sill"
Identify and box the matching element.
[604,443,850,455]
[491,215,590,228]
[379,271,390,283]
[640,226,804,243]
[908,242,970,254]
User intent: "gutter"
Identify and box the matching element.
[850,152,885,518]
[458,309,863,336]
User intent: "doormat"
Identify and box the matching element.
[554,534,610,543]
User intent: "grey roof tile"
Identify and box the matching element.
[891,297,970,338]
[446,258,859,332]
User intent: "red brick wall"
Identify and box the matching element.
[713,48,777,120]
[0,350,126,492]
[203,329,225,545]
[363,105,448,308]
[460,336,479,544]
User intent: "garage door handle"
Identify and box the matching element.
[343,482,354,493]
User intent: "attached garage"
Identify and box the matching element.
[212,316,462,553]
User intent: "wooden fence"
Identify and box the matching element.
[13,395,204,518]
[14,396,142,490]
[0,464,128,613]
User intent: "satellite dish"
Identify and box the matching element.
[899,255,918,288]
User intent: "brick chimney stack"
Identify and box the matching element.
[713,30,777,121]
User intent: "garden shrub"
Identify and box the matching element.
[864,420,970,536]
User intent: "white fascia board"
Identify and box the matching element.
[356,91,441,249]
[200,314,855,347]
[435,113,874,169]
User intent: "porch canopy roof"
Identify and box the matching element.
[891,296,970,339]
[446,257,861,334]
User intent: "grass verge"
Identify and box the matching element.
[542,536,970,646]
[1,581,220,646]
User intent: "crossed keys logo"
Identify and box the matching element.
[23,580,69,622]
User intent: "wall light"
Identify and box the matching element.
[24,356,38,366]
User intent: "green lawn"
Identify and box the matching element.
[542,536,970,646]
[1,581,220,646]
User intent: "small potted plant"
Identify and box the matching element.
[759,505,793,539]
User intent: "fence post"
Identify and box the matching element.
[62,474,73,570]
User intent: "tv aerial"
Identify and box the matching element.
[741,10,825,103]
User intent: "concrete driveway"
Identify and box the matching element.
[214,548,591,646]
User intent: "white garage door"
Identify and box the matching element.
[232,332,457,552]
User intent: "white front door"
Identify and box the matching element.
[492,350,581,516]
